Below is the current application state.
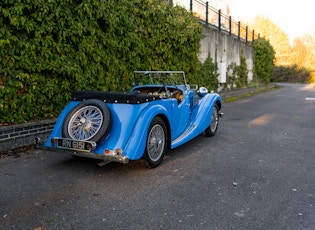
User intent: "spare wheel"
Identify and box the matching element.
[62,99,112,142]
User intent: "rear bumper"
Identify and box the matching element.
[35,140,129,164]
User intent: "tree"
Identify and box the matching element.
[237,54,248,87]
[291,35,315,70]
[251,16,291,66]
[253,38,275,86]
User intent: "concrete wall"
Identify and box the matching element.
[199,23,254,84]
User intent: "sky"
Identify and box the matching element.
[174,0,315,42]
[228,0,315,42]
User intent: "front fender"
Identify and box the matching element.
[171,93,222,148]
[123,104,170,160]
[192,93,222,131]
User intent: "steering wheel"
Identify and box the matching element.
[158,85,171,98]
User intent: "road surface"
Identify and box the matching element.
[1,83,315,230]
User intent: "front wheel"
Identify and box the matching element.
[205,104,219,137]
[144,117,168,168]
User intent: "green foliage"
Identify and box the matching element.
[0,0,203,124]
[274,65,311,83]
[225,55,248,89]
[253,38,275,86]
[190,54,218,91]
[237,54,248,87]
[225,62,237,89]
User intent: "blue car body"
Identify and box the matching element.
[40,71,223,167]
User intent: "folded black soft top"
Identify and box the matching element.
[71,90,161,104]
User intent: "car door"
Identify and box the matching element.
[170,89,192,139]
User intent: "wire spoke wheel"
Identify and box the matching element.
[147,124,165,161]
[210,106,219,133]
[62,99,112,142]
[68,106,103,141]
[205,105,219,137]
[144,117,168,168]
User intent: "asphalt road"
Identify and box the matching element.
[1,83,315,230]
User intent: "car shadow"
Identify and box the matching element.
[42,132,214,175]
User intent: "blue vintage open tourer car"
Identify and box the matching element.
[37,71,223,168]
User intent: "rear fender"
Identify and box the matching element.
[123,105,169,160]
[44,101,80,147]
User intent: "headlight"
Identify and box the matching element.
[198,87,208,97]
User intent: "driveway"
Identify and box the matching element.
[1,83,315,230]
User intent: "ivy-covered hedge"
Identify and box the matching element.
[190,54,218,91]
[0,0,203,124]
[225,54,248,89]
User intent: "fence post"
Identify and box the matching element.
[246,26,248,42]
[252,30,255,42]
[206,2,209,25]
[229,16,232,36]
[238,21,240,39]
[218,9,221,31]
[190,0,193,12]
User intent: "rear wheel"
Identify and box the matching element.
[144,117,168,168]
[205,104,219,137]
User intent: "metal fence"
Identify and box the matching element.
[177,0,260,43]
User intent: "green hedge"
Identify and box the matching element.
[274,65,311,83]
[253,38,275,86]
[0,0,203,124]
[190,54,219,91]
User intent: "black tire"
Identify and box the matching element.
[144,117,168,168]
[205,104,219,137]
[62,99,112,142]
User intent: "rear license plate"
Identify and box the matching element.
[56,138,90,151]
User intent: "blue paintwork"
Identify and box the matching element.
[171,93,221,148]
[46,101,80,139]
[44,71,222,162]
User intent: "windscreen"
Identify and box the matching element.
[134,71,186,86]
